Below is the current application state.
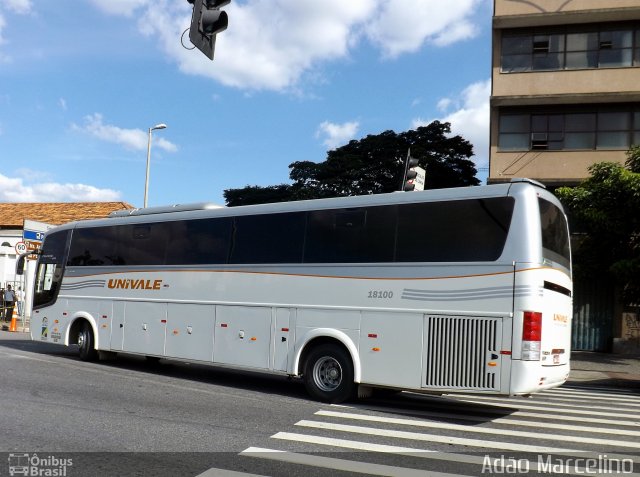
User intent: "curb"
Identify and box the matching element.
[568,370,640,390]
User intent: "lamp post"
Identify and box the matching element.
[144,123,167,208]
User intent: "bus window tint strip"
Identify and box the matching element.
[66,198,516,266]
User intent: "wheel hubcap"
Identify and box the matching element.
[313,356,342,392]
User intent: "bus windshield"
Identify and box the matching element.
[539,198,570,270]
[33,230,69,309]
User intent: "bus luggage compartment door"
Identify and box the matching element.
[165,303,215,362]
[214,305,271,370]
[422,315,503,391]
[122,302,167,356]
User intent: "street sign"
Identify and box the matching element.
[414,166,426,191]
[15,242,27,255]
[23,219,54,260]
[23,230,46,241]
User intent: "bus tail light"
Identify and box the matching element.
[522,311,542,361]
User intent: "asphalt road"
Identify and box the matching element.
[0,331,325,476]
[0,331,638,477]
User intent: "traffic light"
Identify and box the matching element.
[403,157,419,191]
[188,0,230,60]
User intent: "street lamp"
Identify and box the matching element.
[144,123,167,208]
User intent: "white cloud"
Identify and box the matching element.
[365,0,481,58]
[413,79,490,169]
[87,0,484,92]
[0,173,122,202]
[0,13,4,42]
[4,0,32,15]
[436,98,451,112]
[86,0,148,18]
[73,113,178,153]
[137,0,377,91]
[0,21,9,62]
[59,98,67,111]
[15,168,51,182]
[316,120,360,150]
[154,137,177,153]
[0,0,32,61]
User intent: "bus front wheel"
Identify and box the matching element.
[78,322,98,362]
[303,344,355,403]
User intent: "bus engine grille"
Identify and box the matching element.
[423,315,501,390]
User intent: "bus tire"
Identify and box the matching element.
[303,343,355,404]
[78,322,98,362]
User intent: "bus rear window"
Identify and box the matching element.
[539,198,570,270]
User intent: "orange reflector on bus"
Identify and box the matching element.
[372,347,380,352]
[488,362,497,367]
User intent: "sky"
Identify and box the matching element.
[0,0,493,208]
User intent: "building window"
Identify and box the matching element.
[498,114,530,150]
[501,23,639,72]
[531,114,563,150]
[598,30,633,67]
[565,31,598,69]
[564,113,596,150]
[597,112,631,150]
[498,107,640,151]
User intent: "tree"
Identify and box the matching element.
[223,121,479,206]
[224,184,295,207]
[556,149,640,306]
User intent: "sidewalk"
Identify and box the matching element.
[568,351,640,389]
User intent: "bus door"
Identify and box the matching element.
[273,308,292,372]
[110,301,126,351]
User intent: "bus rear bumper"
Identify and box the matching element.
[509,360,570,394]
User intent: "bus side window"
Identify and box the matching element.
[229,213,305,264]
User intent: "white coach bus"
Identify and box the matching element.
[19,179,572,403]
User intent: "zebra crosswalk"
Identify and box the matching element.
[199,385,640,477]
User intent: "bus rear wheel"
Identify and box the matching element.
[78,322,98,362]
[303,344,355,403]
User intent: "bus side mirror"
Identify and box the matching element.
[15,252,33,276]
[16,255,25,275]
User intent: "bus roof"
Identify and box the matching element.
[53,179,551,231]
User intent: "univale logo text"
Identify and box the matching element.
[108,278,163,290]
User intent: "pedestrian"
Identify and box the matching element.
[4,285,16,322]
[0,285,5,322]
[16,287,24,318]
